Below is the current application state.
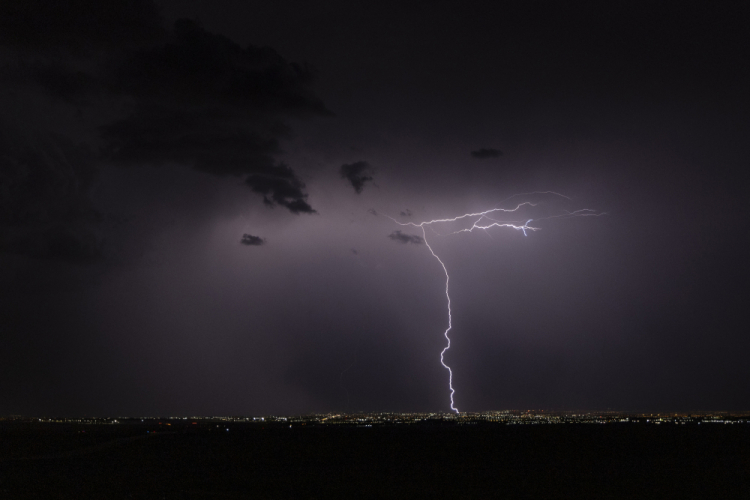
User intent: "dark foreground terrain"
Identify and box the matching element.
[1,421,749,499]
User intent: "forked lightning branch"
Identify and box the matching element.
[387,192,605,413]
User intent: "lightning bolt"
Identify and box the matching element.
[386,192,605,414]
[419,224,458,412]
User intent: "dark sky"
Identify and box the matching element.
[1,0,748,416]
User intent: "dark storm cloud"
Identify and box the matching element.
[340,161,374,193]
[0,3,329,261]
[388,230,423,245]
[399,209,412,217]
[368,209,378,216]
[470,148,503,159]
[105,19,329,115]
[101,107,315,213]
[240,234,265,246]
[101,18,327,213]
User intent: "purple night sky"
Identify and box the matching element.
[1,1,748,416]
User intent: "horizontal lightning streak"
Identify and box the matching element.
[393,201,538,229]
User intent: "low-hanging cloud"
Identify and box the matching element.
[240,234,266,246]
[340,161,374,193]
[470,148,503,159]
[388,230,423,245]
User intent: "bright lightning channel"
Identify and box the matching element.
[387,193,605,414]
